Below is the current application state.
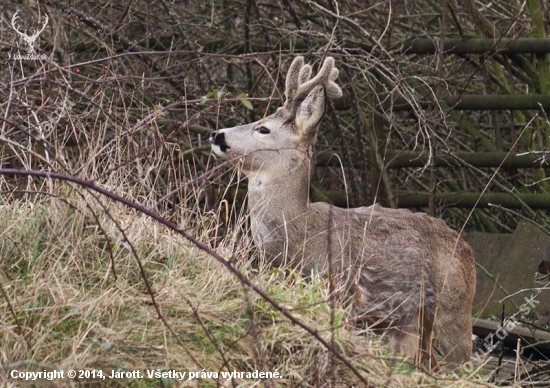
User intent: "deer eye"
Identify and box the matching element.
[257,126,270,134]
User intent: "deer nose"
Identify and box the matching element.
[210,131,230,152]
[210,130,224,144]
[209,131,217,142]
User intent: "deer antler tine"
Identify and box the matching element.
[285,56,305,102]
[326,68,342,98]
[298,65,312,86]
[329,67,339,81]
[326,82,343,98]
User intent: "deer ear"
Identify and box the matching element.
[295,85,326,135]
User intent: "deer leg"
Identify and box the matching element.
[387,308,439,371]
[434,301,473,367]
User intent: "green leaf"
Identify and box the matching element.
[89,338,101,346]
[238,96,253,110]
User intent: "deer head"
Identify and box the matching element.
[210,56,342,176]
[11,11,49,55]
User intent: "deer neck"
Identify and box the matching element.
[246,154,313,256]
[248,160,311,220]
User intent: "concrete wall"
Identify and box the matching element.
[465,222,550,321]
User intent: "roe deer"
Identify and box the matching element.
[210,56,475,369]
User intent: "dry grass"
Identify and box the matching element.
[0,188,494,387]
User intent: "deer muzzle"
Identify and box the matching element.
[209,130,230,154]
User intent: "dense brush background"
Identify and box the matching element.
[0,0,549,386]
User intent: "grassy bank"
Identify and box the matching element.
[0,194,490,387]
